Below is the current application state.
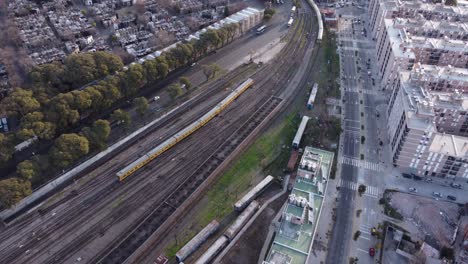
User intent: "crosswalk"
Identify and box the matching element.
[338,179,382,198]
[340,156,384,171]
[343,87,377,95]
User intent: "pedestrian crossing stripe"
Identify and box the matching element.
[337,179,381,197]
[340,156,383,172]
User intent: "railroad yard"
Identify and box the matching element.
[0,2,319,264]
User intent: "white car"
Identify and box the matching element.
[153,96,160,101]
[409,187,417,193]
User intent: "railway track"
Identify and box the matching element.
[97,96,283,264]
[0,7,316,264]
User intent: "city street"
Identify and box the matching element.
[327,1,389,263]
[327,2,468,263]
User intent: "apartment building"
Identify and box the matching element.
[375,17,468,89]
[369,0,468,39]
[410,64,468,93]
[387,72,468,179]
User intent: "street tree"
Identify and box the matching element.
[64,53,97,88]
[179,77,192,89]
[0,178,32,209]
[110,109,131,127]
[133,97,149,116]
[20,112,56,140]
[202,64,223,80]
[168,83,184,99]
[1,88,41,118]
[17,160,40,180]
[50,133,89,169]
[81,119,111,150]
[0,134,14,167]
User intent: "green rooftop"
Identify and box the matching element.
[264,147,334,264]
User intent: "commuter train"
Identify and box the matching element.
[306,0,323,42]
[116,78,254,181]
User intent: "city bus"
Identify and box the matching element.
[256,25,267,35]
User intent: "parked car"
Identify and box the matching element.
[369,247,375,257]
[447,195,457,201]
[413,175,422,181]
[153,96,160,101]
[409,187,417,193]
[433,192,442,198]
[450,183,462,189]
[424,178,433,182]
[402,173,412,179]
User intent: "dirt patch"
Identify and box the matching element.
[386,191,460,248]
[219,193,288,264]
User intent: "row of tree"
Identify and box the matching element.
[0,23,241,209]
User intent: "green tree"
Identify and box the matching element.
[29,62,66,92]
[0,178,32,209]
[179,77,192,89]
[1,88,41,118]
[81,119,111,150]
[0,134,14,166]
[17,160,39,180]
[92,51,124,76]
[120,64,145,97]
[64,53,97,88]
[133,97,149,116]
[264,8,276,20]
[83,86,104,112]
[110,109,131,127]
[143,60,159,83]
[46,94,80,131]
[168,83,184,99]
[20,112,56,140]
[50,133,89,169]
[202,64,223,80]
[224,6,230,17]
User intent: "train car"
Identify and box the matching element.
[307,83,318,109]
[116,78,254,181]
[193,236,229,264]
[287,149,299,172]
[224,200,259,240]
[307,0,323,42]
[176,220,220,262]
[234,176,273,211]
[292,116,310,148]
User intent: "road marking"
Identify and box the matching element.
[359,229,371,235]
[337,180,382,198]
[340,156,383,172]
[357,248,368,253]
[360,235,370,240]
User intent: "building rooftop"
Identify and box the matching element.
[263,147,334,264]
[429,134,468,158]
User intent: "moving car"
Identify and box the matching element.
[450,183,462,189]
[369,248,375,257]
[409,187,417,193]
[432,192,442,198]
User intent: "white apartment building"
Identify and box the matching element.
[387,72,468,178]
[369,0,468,40]
[375,18,468,89]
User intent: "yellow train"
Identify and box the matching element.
[117,78,254,181]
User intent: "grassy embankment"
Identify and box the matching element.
[164,112,300,257]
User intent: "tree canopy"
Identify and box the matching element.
[50,133,90,169]
[0,178,32,209]
[133,97,149,116]
[81,119,111,150]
